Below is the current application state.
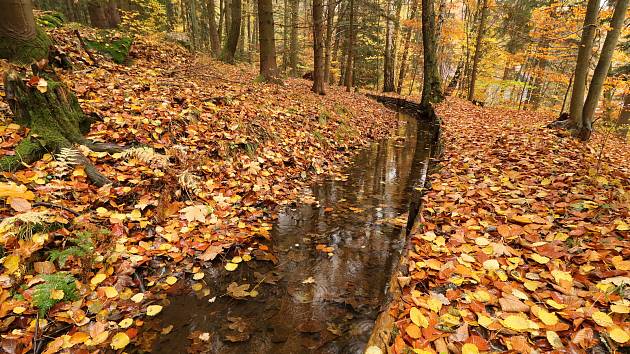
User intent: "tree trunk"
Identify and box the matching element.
[88,0,120,28]
[420,0,443,108]
[617,93,630,139]
[323,0,335,83]
[222,0,241,63]
[344,0,355,92]
[166,0,175,30]
[289,0,299,76]
[467,0,488,101]
[396,0,418,94]
[580,0,628,139]
[312,0,326,94]
[383,0,396,92]
[283,0,289,69]
[207,0,221,55]
[257,0,279,81]
[568,0,599,128]
[0,0,51,64]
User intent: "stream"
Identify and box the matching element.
[138,113,438,353]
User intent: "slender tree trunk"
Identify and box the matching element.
[580,0,628,139]
[88,0,119,28]
[396,0,418,94]
[0,0,51,64]
[568,0,599,128]
[218,0,225,39]
[383,0,396,92]
[257,0,279,81]
[166,0,175,30]
[617,93,630,138]
[312,0,326,94]
[323,0,335,83]
[283,0,289,69]
[344,0,355,92]
[289,0,299,75]
[207,0,221,55]
[467,0,488,101]
[222,0,241,63]
[420,0,443,108]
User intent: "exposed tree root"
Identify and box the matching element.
[0,69,124,186]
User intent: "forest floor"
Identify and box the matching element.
[0,28,399,352]
[385,99,630,353]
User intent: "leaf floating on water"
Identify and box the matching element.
[146,305,163,316]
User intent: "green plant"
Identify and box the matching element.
[48,231,94,268]
[32,273,78,316]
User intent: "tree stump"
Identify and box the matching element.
[1,69,124,186]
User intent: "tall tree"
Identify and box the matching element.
[579,0,629,139]
[420,0,443,108]
[396,0,418,94]
[0,0,51,64]
[207,0,221,55]
[257,0,279,81]
[467,0,489,101]
[323,0,335,83]
[383,0,397,92]
[344,0,355,92]
[568,0,599,128]
[312,0,326,94]
[222,0,241,63]
[87,0,120,28]
[289,0,300,75]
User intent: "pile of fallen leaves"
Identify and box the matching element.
[387,98,629,353]
[0,25,398,352]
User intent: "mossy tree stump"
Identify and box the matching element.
[1,69,124,186]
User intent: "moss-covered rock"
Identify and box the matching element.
[85,32,133,64]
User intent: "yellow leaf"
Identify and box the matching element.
[3,255,20,274]
[473,290,491,302]
[410,307,428,328]
[165,276,177,285]
[546,331,563,349]
[503,315,530,332]
[232,256,243,263]
[592,311,614,327]
[50,289,65,300]
[477,314,493,328]
[119,318,133,329]
[90,330,109,346]
[13,306,26,314]
[524,280,541,291]
[110,332,130,350]
[0,183,35,200]
[146,305,163,316]
[193,272,205,280]
[483,259,500,271]
[103,287,118,299]
[474,237,490,246]
[546,299,566,310]
[462,343,479,354]
[191,283,203,291]
[91,273,107,286]
[609,327,629,343]
[427,296,442,312]
[610,303,629,314]
[530,253,549,264]
[130,293,144,303]
[225,262,238,271]
[533,306,558,326]
[551,270,573,285]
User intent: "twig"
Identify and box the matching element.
[134,271,146,293]
[73,30,98,65]
[33,202,80,216]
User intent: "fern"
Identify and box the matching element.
[120,146,169,167]
[32,273,78,316]
[48,231,94,267]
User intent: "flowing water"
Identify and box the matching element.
[139,113,437,354]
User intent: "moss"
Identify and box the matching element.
[36,12,65,28]
[0,137,46,172]
[0,27,51,65]
[85,33,133,64]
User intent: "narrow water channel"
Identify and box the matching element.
[141,113,437,353]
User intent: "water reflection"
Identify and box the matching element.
[146,114,436,354]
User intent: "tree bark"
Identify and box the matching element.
[568,0,599,128]
[257,0,279,81]
[207,0,221,55]
[420,0,443,108]
[617,93,630,139]
[580,0,628,139]
[467,0,488,101]
[312,0,326,94]
[222,0,241,63]
[396,0,418,94]
[323,0,335,84]
[383,0,396,92]
[0,0,51,64]
[289,0,299,76]
[344,0,355,92]
[88,0,120,28]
